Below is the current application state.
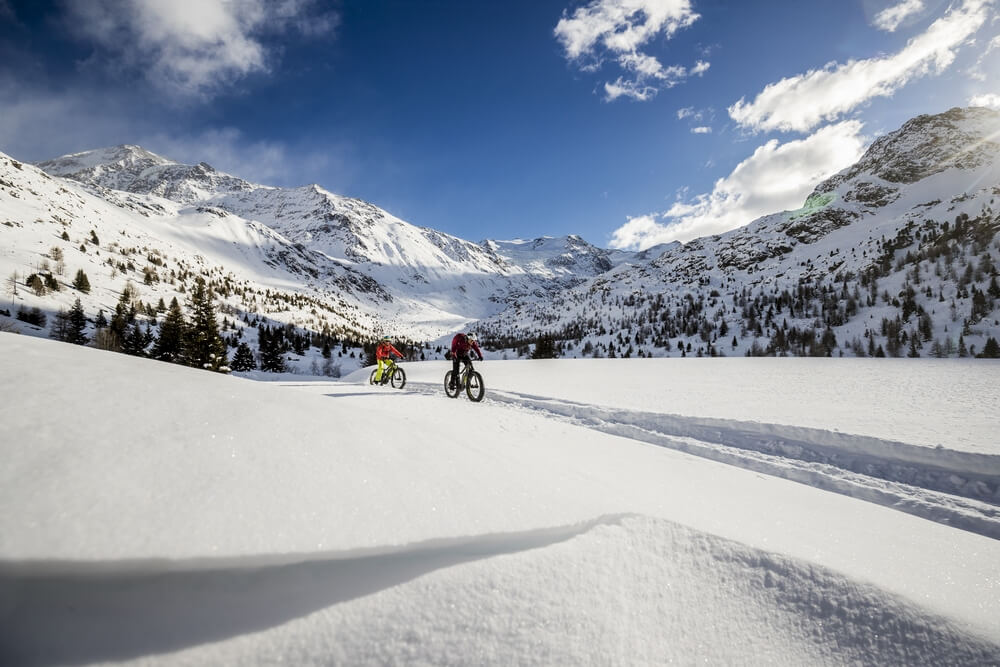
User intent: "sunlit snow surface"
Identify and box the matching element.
[1,333,998,665]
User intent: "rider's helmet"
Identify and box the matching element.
[467,332,478,343]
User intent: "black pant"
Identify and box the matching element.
[452,353,473,382]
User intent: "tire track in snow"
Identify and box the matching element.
[400,380,1000,540]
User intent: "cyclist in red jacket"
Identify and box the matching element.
[449,332,483,389]
[374,336,404,384]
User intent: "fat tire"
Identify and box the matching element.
[391,367,406,389]
[444,371,460,398]
[466,371,485,402]
[369,369,377,385]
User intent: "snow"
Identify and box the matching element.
[1,332,999,665]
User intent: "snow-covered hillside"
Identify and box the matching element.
[0,145,634,372]
[1,333,998,665]
[479,107,1000,360]
[3,107,1000,371]
[34,145,623,326]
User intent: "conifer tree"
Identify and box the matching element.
[258,326,286,372]
[184,278,228,372]
[66,298,89,345]
[122,321,151,356]
[152,298,185,362]
[49,308,70,342]
[978,337,1000,358]
[531,334,557,359]
[231,342,257,371]
[109,284,137,347]
[72,269,91,293]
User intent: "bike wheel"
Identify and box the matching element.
[391,367,406,389]
[465,371,485,402]
[444,371,460,398]
[369,369,377,385]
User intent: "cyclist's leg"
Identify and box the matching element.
[450,355,460,387]
[375,358,387,382]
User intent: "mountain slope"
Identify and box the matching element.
[36,146,626,324]
[5,107,1000,363]
[477,107,1000,359]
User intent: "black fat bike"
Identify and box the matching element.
[444,360,484,402]
[369,359,406,389]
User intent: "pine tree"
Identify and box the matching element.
[531,334,557,359]
[109,284,137,347]
[122,321,150,356]
[258,326,286,372]
[978,337,1000,358]
[184,278,228,372]
[152,298,185,362]
[230,342,257,371]
[49,308,70,342]
[66,298,89,345]
[72,269,91,293]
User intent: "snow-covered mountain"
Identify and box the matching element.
[3,106,999,365]
[1,142,641,362]
[35,146,624,325]
[479,107,1000,359]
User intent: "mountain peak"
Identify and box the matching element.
[36,144,176,176]
[816,106,1000,194]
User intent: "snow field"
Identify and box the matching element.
[1,333,999,665]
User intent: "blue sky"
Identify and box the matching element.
[1,0,998,249]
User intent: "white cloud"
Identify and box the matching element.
[65,0,338,98]
[555,0,701,101]
[607,214,664,250]
[728,0,990,132]
[968,34,1000,80]
[141,128,335,186]
[609,120,867,249]
[969,92,1000,107]
[605,78,658,101]
[0,76,346,189]
[691,126,711,133]
[676,106,695,119]
[873,0,925,32]
[690,60,710,76]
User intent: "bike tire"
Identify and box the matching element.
[444,371,460,398]
[465,371,485,402]
[369,369,377,385]
[391,367,406,389]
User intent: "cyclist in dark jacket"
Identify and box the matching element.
[450,332,483,389]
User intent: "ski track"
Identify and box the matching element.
[391,380,1000,541]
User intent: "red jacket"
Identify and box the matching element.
[451,334,483,360]
[376,342,403,360]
